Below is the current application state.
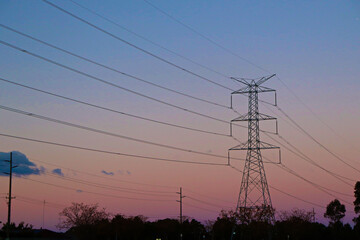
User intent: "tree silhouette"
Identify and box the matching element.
[57,202,109,229]
[48,202,360,240]
[278,208,315,223]
[324,199,346,224]
[353,182,360,224]
[276,209,327,240]
[1,221,33,231]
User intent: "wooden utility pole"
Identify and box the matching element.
[4,152,17,239]
[177,187,184,223]
[177,187,185,240]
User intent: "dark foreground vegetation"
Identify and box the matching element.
[1,182,360,240]
[1,209,360,240]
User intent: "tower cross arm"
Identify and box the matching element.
[230,77,251,86]
[229,141,279,151]
[231,86,250,95]
[258,141,280,150]
[231,113,276,122]
[255,74,276,86]
[258,86,276,93]
[229,141,249,151]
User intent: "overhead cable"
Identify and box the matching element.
[42,0,233,91]
[0,24,228,109]
[0,133,229,166]
[0,104,244,161]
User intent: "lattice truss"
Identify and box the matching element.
[228,74,281,222]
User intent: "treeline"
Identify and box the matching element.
[1,182,360,240]
[56,203,358,240]
[2,203,359,240]
[2,207,359,240]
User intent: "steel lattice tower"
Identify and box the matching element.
[229,74,280,224]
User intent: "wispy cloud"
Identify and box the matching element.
[101,170,114,176]
[52,168,64,177]
[118,170,131,175]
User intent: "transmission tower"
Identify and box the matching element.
[228,74,280,224]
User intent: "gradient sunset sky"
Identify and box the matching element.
[0,0,359,230]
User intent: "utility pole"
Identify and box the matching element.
[228,75,280,239]
[4,152,17,239]
[42,200,46,229]
[176,187,185,240]
[177,187,184,224]
[312,208,316,223]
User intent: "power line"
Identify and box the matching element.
[144,0,358,164]
[0,76,273,138]
[184,188,236,205]
[2,0,352,214]
[228,165,326,209]
[275,75,360,154]
[276,106,360,173]
[142,0,358,158]
[275,163,352,205]
[18,194,179,219]
[42,0,233,91]
[16,195,66,209]
[15,198,63,210]
[31,157,177,189]
[264,132,354,187]
[0,24,228,109]
[20,177,174,202]
[68,0,230,79]
[1,81,344,206]
[258,102,356,185]
[0,77,229,137]
[276,134,355,183]
[260,154,353,201]
[261,152,354,199]
[0,132,229,166]
[17,195,179,220]
[46,172,176,197]
[142,0,268,74]
[140,215,179,219]
[0,40,244,128]
[269,186,325,209]
[186,196,232,209]
[260,101,357,184]
[232,159,353,207]
[183,202,221,214]
[18,196,65,208]
[31,157,239,208]
[0,104,244,162]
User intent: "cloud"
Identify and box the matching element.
[0,151,45,177]
[52,168,64,177]
[76,189,83,193]
[101,170,114,176]
[117,170,131,175]
[101,169,131,176]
